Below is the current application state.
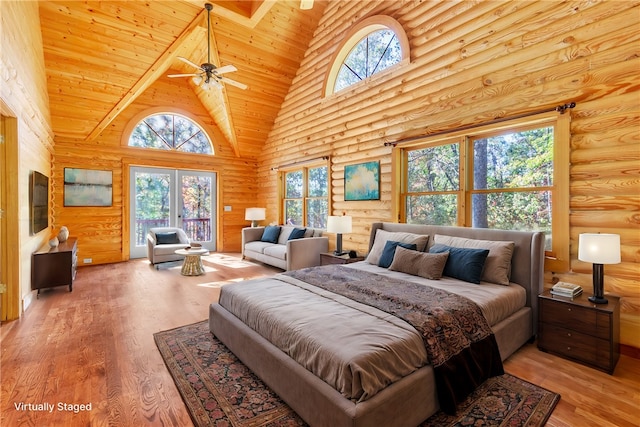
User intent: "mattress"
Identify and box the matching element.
[218,263,525,403]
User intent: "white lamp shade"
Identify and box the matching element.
[245,207,266,221]
[578,233,621,264]
[326,215,352,234]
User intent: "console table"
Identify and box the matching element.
[32,237,77,296]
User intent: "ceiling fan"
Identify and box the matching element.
[168,3,247,90]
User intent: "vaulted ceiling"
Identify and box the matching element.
[39,0,326,157]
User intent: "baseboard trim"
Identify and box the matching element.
[620,344,640,359]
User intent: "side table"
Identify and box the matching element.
[175,248,208,276]
[537,290,620,374]
[320,252,365,265]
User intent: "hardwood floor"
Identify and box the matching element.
[1,254,639,427]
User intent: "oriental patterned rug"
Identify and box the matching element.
[154,321,560,427]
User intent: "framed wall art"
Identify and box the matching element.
[344,160,380,201]
[64,168,113,207]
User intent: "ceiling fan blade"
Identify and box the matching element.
[214,64,237,75]
[167,73,200,78]
[177,56,202,70]
[220,76,247,90]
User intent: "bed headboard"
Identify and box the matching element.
[369,223,545,333]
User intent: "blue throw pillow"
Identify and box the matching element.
[261,226,281,243]
[378,240,417,268]
[156,232,180,244]
[429,243,489,284]
[288,228,307,240]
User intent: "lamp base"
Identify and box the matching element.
[333,251,348,256]
[588,295,608,304]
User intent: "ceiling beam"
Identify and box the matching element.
[85,8,206,141]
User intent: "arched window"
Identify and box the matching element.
[128,113,213,154]
[326,16,409,96]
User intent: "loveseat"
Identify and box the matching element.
[146,227,191,266]
[242,225,328,271]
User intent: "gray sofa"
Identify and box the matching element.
[146,227,191,266]
[242,225,328,270]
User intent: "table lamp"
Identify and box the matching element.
[245,208,266,227]
[578,233,620,304]
[327,215,352,256]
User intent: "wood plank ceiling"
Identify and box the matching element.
[39,0,326,157]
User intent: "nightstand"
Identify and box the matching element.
[537,290,620,374]
[320,252,365,265]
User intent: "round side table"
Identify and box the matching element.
[174,248,208,276]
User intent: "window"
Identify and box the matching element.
[128,113,213,154]
[398,112,570,271]
[282,164,329,229]
[325,16,409,96]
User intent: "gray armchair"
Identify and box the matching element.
[146,227,191,266]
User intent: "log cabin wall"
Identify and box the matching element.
[257,1,639,348]
[0,1,54,317]
[52,74,257,265]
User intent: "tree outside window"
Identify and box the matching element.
[129,113,213,154]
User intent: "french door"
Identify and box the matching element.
[129,166,217,258]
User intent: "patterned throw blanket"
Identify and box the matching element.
[284,265,504,414]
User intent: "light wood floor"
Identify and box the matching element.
[1,254,639,427]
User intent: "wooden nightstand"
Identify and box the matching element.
[538,290,620,374]
[320,252,365,265]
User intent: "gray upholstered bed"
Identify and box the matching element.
[209,223,545,427]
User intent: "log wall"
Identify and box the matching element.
[258,1,640,348]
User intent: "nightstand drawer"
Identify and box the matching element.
[538,323,601,365]
[540,299,609,338]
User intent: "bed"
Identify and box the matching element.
[209,222,545,427]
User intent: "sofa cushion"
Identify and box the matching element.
[278,226,295,244]
[156,232,180,244]
[288,228,307,240]
[261,226,281,243]
[153,243,188,256]
[245,241,274,255]
[263,244,287,260]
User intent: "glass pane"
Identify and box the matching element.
[181,174,212,242]
[367,30,400,75]
[285,171,303,198]
[405,194,457,226]
[472,191,552,250]
[130,123,169,150]
[308,166,328,197]
[306,198,328,229]
[177,131,212,154]
[407,144,459,192]
[344,38,367,80]
[145,114,174,146]
[284,200,303,226]
[135,172,171,245]
[473,127,553,190]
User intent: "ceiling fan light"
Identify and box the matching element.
[192,75,203,86]
[300,0,313,10]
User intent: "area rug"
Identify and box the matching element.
[154,321,560,427]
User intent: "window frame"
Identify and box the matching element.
[279,159,330,229]
[324,15,410,97]
[122,107,214,155]
[394,111,570,271]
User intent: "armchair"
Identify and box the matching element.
[146,227,191,267]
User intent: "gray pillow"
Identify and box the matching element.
[433,235,514,285]
[365,229,429,265]
[388,246,449,280]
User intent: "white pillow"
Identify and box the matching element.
[434,234,514,285]
[366,229,429,265]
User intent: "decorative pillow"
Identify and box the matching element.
[429,243,489,284]
[288,228,307,240]
[378,241,418,268]
[261,226,281,244]
[365,229,429,265]
[434,235,515,285]
[389,246,449,280]
[155,232,180,244]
